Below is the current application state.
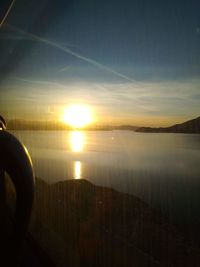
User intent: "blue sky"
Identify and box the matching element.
[0,0,200,126]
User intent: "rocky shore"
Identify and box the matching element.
[28,178,200,267]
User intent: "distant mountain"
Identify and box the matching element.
[136,116,200,134]
[7,119,138,131]
[7,119,70,130]
[113,125,138,130]
[7,117,200,133]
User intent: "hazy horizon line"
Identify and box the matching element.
[5,115,200,130]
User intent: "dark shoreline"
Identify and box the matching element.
[7,115,200,133]
[29,177,200,266]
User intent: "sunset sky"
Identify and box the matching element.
[0,0,200,126]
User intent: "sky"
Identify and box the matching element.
[0,0,200,126]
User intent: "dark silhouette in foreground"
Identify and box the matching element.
[24,177,200,267]
[0,129,34,266]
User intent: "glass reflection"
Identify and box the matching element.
[70,131,84,152]
[74,161,82,179]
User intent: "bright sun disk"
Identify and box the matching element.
[62,105,92,128]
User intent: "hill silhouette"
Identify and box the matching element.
[27,178,200,267]
[7,119,138,131]
[136,116,200,133]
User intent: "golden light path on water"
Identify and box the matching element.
[70,131,84,152]
[74,161,82,179]
[70,131,84,179]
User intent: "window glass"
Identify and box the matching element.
[1,0,200,266]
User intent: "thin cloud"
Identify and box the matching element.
[0,33,76,48]
[12,76,66,89]
[58,66,72,73]
[5,24,137,83]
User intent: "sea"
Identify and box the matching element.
[12,130,200,225]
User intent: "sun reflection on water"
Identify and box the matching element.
[70,131,84,152]
[74,161,82,179]
[70,131,84,179]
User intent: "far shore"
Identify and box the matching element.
[7,115,200,133]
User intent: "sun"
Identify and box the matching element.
[62,104,93,128]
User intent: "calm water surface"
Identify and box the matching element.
[12,130,200,224]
